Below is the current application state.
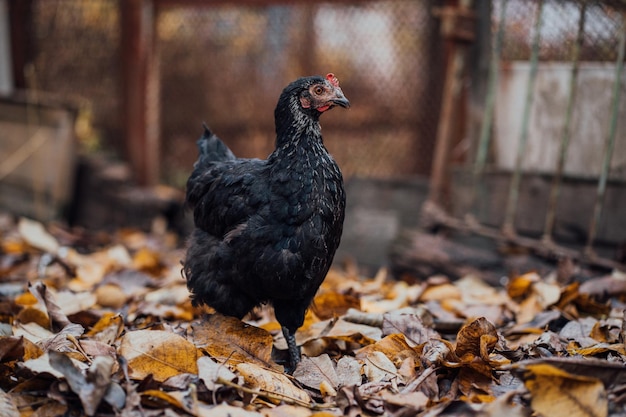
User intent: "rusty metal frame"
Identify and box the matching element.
[425,0,626,272]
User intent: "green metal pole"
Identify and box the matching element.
[470,0,508,219]
[543,2,586,244]
[585,16,626,256]
[502,0,544,237]
[474,0,508,178]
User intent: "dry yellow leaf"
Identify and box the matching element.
[455,317,498,361]
[16,307,50,329]
[192,314,276,368]
[312,292,360,320]
[132,248,162,274]
[86,313,124,344]
[95,284,128,309]
[363,350,398,383]
[236,362,312,406]
[507,272,538,299]
[18,217,59,254]
[533,281,562,309]
[119,329,198,381]
[356,333,416,364]
[14,292,37,306]
[522,363,607,417]
[141,388,198,415]
[419,283,461,303]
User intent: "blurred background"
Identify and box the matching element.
[1,0,625,276]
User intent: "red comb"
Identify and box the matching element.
[326,73,339,88]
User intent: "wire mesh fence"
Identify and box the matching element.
[26,0,444,187]
[443,0,626,267]
[156,1,443,185]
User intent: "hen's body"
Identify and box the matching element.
[184,74,349,370]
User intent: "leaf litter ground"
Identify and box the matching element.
[1,214,625,417]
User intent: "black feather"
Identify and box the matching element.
[183,75,349,372]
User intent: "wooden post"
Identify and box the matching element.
[121,0,160,186]
[8,0,33,90]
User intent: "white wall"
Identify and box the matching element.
[495,62,626,180]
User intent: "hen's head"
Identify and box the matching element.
[276,73,350,124]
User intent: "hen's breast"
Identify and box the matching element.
[228,149,345,300]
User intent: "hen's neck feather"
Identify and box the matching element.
[271,95,325,159]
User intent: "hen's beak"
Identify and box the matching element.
[331,89,350,108]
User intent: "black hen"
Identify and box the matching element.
[184,74,350,371]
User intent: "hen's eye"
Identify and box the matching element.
[314,86,324,95]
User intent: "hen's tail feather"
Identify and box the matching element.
[194,123,236,169]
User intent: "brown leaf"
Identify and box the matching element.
[118,329,198,381]
[293,354,339,391]
[512,357,626,389]
[264,404,314,417]
[141,386,198,415]
[356,333,417,367]
[18,217,59,254]
[236,362,312,406]
[197,402,264,417]
[21,351,87,378]
[29,281,71,330]
[0,336,25,362]
[49,351,115,416]
[380,390,429,411]
[191,314,276,369]
[455,317,498,361]
[299,318,382,347]
[362,351,398,383]
[517,363,607,417]
[85,313,124,345]
[95,284,128,309]
[312,292,361,320]
[336,356,363,388]
[197,356,237,391]
[0,388,19,417]
[382,313,439,346]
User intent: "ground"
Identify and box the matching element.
[1,213,625,417]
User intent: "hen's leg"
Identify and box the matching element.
[274,299,307,373]
[281,326,301,373]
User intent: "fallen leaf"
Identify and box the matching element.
[197,402,264,417]
[293,354,339,391]
[21,352,87,378]
[18,218,59,254]
[455,317,498,361]
[0,388,19,417]
[236,362,312,406]
[363,350,398,383]
[49,351,115,416]
[382,312,438,346]
[356,333,417,367]
[191,314,276,368]
[335,356,363,388]
[85,313,124,344]
[118,329,198,381]
[516,362,607,417]
[197,356,238,391]
[95,284,128,309]
[29,281,71,330]
[312,292,361,320]
[141,386,198,415]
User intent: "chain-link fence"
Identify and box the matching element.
[26,0,443,187]
[495,0,624,62]
[440,0,626,267]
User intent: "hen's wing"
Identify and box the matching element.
[185,126,270,237]
[186,159,270,238]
